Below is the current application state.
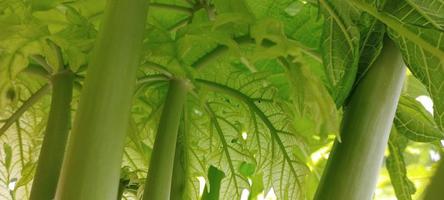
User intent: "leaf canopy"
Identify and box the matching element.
[0,0,443,199]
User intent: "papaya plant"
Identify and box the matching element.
[0,0,443,200]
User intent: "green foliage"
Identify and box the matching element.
[395,96,444,142]
[0,0,443,199]
[284,59,338,140]
[351,0,444,131]
[319,0,360,106]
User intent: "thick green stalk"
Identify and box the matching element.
[314,39,406,200]
[170,121,187,200]
[29,70,74,200]
[143,79,189,200]
[423,159,444,200]
[55,0,147,199]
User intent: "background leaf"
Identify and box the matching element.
[386,128,416,200]
[394,96,444,142]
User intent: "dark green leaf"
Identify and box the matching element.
[356,12,385,83]
[202,165,226,200]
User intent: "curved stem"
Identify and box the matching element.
[143,79,189,200]
[140,62,173,77]
[136,74,170,85]
[30,70,74,200]
[135,74,170,95]
[0,84,50,137]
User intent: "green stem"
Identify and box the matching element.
[136,74,170,85]
[29,70,74,200]
[15,121,25,168]
[424,159,444,200]
[55,0,148,199]
[314,39,406,200]
[169,116,187,200]
[0,84,50,137]
[143,79,189,200]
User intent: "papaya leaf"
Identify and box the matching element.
[386,128,416,200]
[395,96,444,142]
[350,0,444,131]
[319,0,360,106]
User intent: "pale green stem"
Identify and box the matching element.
[30,70,74,200]
[143,79,189,200]
[314,39,406,200]
[55,0,148,199]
